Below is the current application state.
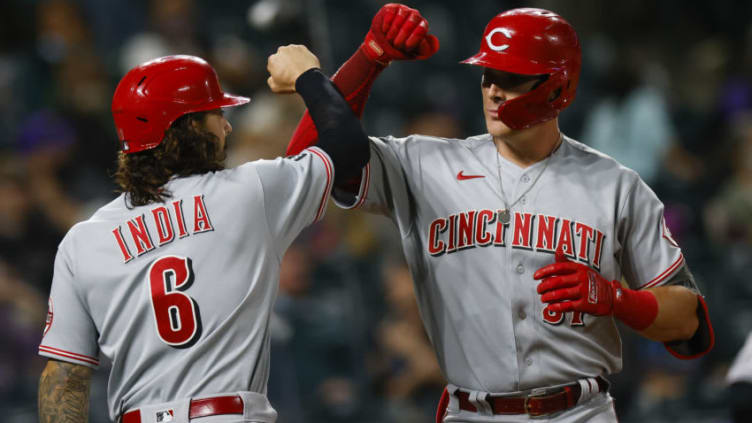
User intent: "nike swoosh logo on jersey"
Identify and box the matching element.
[456,171,485,181]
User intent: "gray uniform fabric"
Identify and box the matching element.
[39,147,334,421]
[335,134,684,396]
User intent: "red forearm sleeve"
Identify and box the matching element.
[286,48,387,156]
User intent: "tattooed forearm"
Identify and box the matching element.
[38,359,93,423]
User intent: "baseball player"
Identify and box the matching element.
[286,5,715,422]
[37,46,370,423]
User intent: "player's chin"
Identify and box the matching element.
[485,118,513,138]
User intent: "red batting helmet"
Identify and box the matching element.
[462,8,581,130]
[112,55,250,154]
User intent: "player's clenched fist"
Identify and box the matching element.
[361,3,439,65]
[534,251,617,316]
[534,251,659,331]
[267,44,321,93]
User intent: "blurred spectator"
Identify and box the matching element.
[0,259,46,417]
[701,113,752,363]
[704,113,752,248]
[374,258,444,423]
[717,23,752,123]
[581,43,676,186]
[269,245,309,423]
[30,0,120,215]
[35,0,93,66]
[664,37,731,191]
[272,235,374,422]
[119,0,206,73]
[0,154,65,292]
[16,110,87,229]
[51,48,120,208]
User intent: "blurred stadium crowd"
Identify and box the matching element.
[1,0,752,422]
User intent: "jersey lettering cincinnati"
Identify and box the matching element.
[112,195,214,263]
[427,209,606,270]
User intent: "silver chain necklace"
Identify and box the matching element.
[494,135,561,224]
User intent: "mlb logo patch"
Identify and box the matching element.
[155,409,174,422]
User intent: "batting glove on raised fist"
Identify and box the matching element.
[534,251,659,330]
[361,3,440,65]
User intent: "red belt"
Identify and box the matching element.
[456,377,608,417]
[122,395,244,423]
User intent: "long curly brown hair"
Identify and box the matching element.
[114,111,224,207]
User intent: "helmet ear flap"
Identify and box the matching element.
[546,70,574,109]
[497,71,570,130]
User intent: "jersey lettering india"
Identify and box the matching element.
[335,134,685,393]
[39,147,333,420]
[111,195,215,263]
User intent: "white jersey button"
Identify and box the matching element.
[525,358,533,366]
[520,196,527,205]
[521,175,530,183]
[515,263,525,274]
[518,310,526,320]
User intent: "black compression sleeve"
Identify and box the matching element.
[295,68,370,183]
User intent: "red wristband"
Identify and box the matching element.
[611,282,659,331]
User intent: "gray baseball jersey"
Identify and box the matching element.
[39,147,334,420]
[335,134,685,393]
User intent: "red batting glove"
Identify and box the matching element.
[361,3,440,65]
[534,251,659,330]
[534,251,617,316]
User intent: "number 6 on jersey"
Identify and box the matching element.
[148,255,202,347]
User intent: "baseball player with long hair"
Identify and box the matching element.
[286,5,715,422]
[37,46,369,422]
